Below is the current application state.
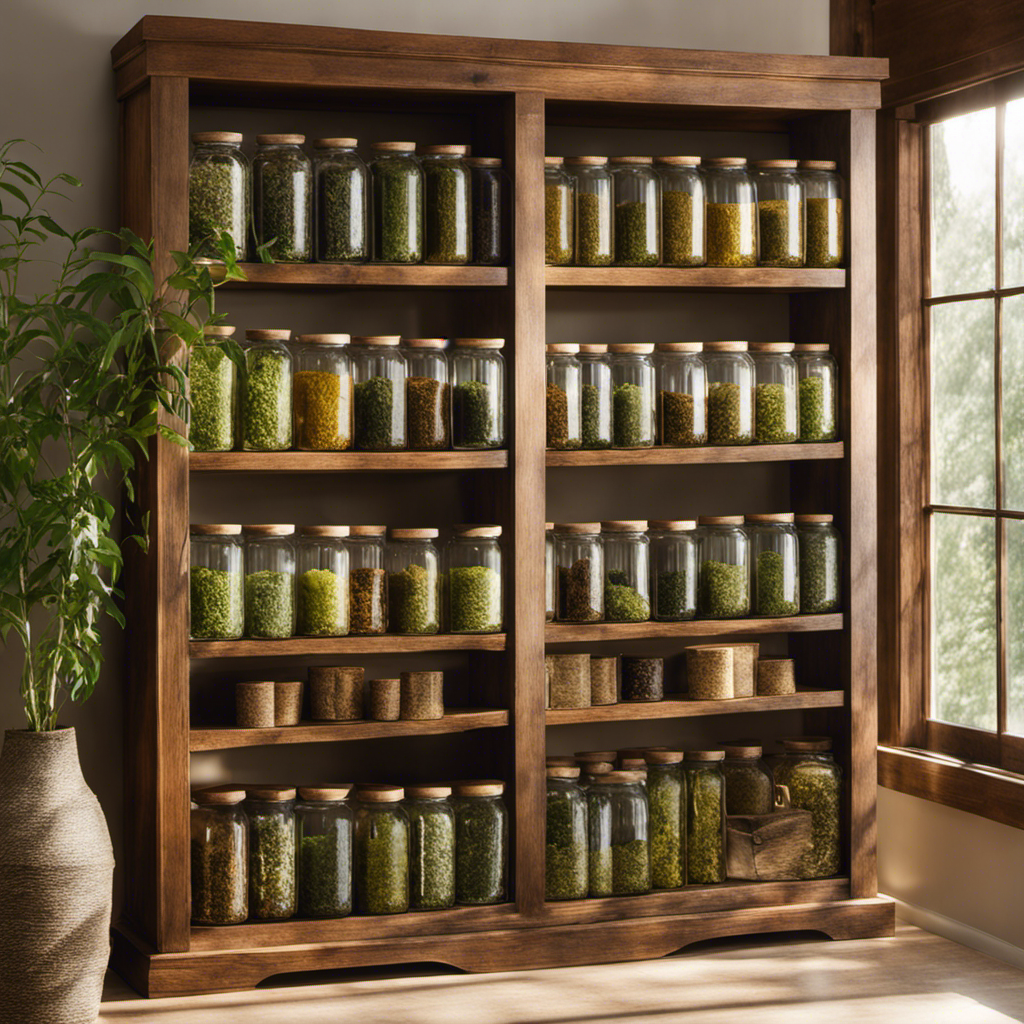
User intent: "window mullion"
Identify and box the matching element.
[996,103,1007,743]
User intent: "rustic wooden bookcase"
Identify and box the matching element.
[110,16,893,997]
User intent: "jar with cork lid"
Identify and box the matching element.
[586,771,651,897]
[702,341,754,445]
[241,329,292,451]
[292,333,353,451]
[189,131,249,260]
[466,157,507,265]
[348,525,386,634]
[453,780,508,904]
[682,751,727,884]
[554,523,604,622]
[190,524,244,640]
[566,156,613,266]
[655,342,706,446]
[253,133,311,262]
[245,784,297,920]
[794,343,839,441]
[746,512,800,617]
[697,515,750,619]
[370,141,423,263]
[403,338,450,450]
[296,785,353,918]
[721,744,774,815]
[610,156,660,266]
[451,338,505,449]
[403,784,456,910]
[351,335,407,451]
[421,144,471,264]
[650,520,698,621]
[546,766,589,901]
[578,343,613,449]
[544,156,574,265]
[610,343,656,448]
[797,514,841,613]
[645,750,686,889]
[190,786,248,925]
[354,785,410,914]
[447,525,503,633]
[750,342,798,444]
[751,159,804,267]
[313,137,367,262]
[545,522,556,622]
[296,525,350,636]
[387,528,440,634]
[189,324,238,452]
[799,160,843,268]
[602,521,650,622]
[546,343,583,450]
[656,155,705,266]
[243,524,296,638]
[704,157,758,267]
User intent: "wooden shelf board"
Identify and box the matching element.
[545,614,842,643]
[545,266,846,290]
[227,263,507,289]
[189,450,508,472]
[190,634,507,658]
[546,442,844,467]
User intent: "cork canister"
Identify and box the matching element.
[236,681,275,728]
[400,670,444,720]
[546,654,591,709]
[308,666,364,721]
[274,680,303,726]
[757,657,796,696]
[685,646,735,700]
[368,678,401,720]
[589,656,618,705]
[728,642,760,697]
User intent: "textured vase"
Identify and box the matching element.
[0,728,114,1024]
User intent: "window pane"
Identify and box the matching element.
[929,107,995,297]
[1008,519,1024,736]
[1003,294,1024,510]
[930,512,997,731]
[930,299,995,508]
[1004,98,1024,288]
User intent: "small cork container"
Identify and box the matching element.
[546,654,591,709]
[400,670,444,720]
[274,680,303,726]
[590,656,618,705]
[685,646,735,700]
[757,657,796,696]
[236,681,275,728]
[308,666,364,721]
[728,642,760,698]
[368,678,401,720]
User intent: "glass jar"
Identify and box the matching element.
[800,159,843,268]
[453,780,508,904]
[466,157,507,265]
[544,156,574,265]
[421,144,471,264]
[292,333,353,451]
[656,342,706,447]
[451,339,505,449]
[348,525,387,634]
[190,524,244,639]
[447,525,502,633]
[386,528,440,634]
[610,343,656,448]
[586,771,650,897]
[545,521,556,622]
[578,344,612,449]
[245,785,296,920]
[546,767,588,901]
[610,156,659,266]
[704,157,758,267]
[746,512,800,617]
[403,338,450,450]
[253,134,311,262]
[370,141,423,263]
[191,786,248,925]
[656,156,705,267]
[602,521,650,623]
[796,514,842,613]
[189,131,249,261]
[243,524,296,638]
[751,342,798,444]
[702,341,754,445]
[241,329,293,451]
[682,752,727,884]
[351,335,407,451]
[721,744,774,816]
[649,519,698,621]
[554,523,604,622]
[190,325,238,453]
[697,515,750,619]
[546,343,582,450]
[620,655,663,702]
[772,737,842,878]
[313,137,367,263]
[752,159,804,267]
[354,786,410,914]
[296,525,350,636]
[296,785,353,918]
[404,785,456,911]
[644,751,686,890]
[795,343,839,441]
[567,156,613,266]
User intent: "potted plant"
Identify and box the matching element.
[0,139,242,1023]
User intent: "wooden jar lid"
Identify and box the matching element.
[294,334,350,345]
[405,784,452,799]
[745,512,795,524]
[299,525,351,537]
[242,524,295,536]
[352,335,401,345]
[751,159,799,170]
[645,750,684,764]
[704,340,748,352]
[466,157,502,167]
[204,325,236,337]
[698,515,744,526]
[246,784,297,801]
[578,344,608,354]
[350,525,387,536]
[656,342,703,353]
[245,329,291,341]
[257,134,305,145]
[453,780,504,797]
[298,784,353,801]
[193,131,243,144]
[685,750,726,761]
[192,786,246,805]
[609,156,653,165]
[722,744,763,759]
[547,343,580,354]
[649,520,697,531]
[554,522,601,534]
[704,157,747,167]
[565,156,608,165]
[799,160,837,171]
[592,770,646,783]
[314,138,358,148]
[454,338,505,349]
[749,342,795,354]
[404,338,448,348]
[454,525,502,538]
[190,524,242,535]
[420,144,469,155]
[782,737,833,752]
[356,784,405,802]
[390,528,439,540]
[601,520,648,532]
[655,155,701,166]
[574,750,617,762]
[371,141,415,152]
[795,514,834,524]
[544,156,565,166]
[608,343,654,354]
[546,766,581,779]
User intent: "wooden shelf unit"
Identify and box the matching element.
[111,15,892,998]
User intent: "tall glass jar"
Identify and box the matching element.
[453,780,508,905]
[190,325,238,453]
[241,329,292,452]
[649,519,698,622]
[546,343,582,450]
[656,156,705,267]
[386,528,440,634]
[752,159,804,267]
[578,344,612,449]
[421,144,471,264]
[721,744,774,815]
[354,786,410,914]
[702,341,754,445]
[348,524,387,634]
[351,335,407,451]
[586,771,650,897]
[466,157,507,265]
[567,156,613,266]
[610,343,656,448]
[656,342,706,446]
[795,343,839,441]
[697,515,750,619]
[644,751,685,890]
[704,158,758,267]
[746,512,800,617]
[253,134,311,262]
[313,137,367,263]
[190,524,244,639]
[245,785,296,920]
[610,156,659,266]
[544,157,574,265]
[447,525,502,633]
[403,338,450,450]
[189,131,249,260]
[292,333,352,451]
[451,339,505,449]
[682,751,727,884]
[546,767,588,901]
[243,524,296,638]
[191,786,248,925]
[751,342,798,444]
[296,525,350,636]
[555,523,604,622]
[296,785,353,918]
[601,521,650,623]
[800,160,844,268]
[370,141,423,263]
[796,514,842,613]
[545,522,556,622]
[404,785,456,911]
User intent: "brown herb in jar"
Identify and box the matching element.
[757,198,804,267]
[615,201,659,266]
[558,558,601,622]
[662,190,702,266]
[706,202,757,267]
[406,376,450,450]
[577,191,612,266]
[545,184,573,265]
[620,656,663,702]
[659,390,704,446]
[546,382,578,450]
[350,567,386,634]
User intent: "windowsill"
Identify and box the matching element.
[878,745,1024,830]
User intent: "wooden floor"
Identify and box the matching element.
[98,925,1024,1022]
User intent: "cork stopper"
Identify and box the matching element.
[795,514,834,524]
[582,761,615,776]
[245,329,291,342]
[565,156,608,166]
[751,159,799,170]
[649,520,697,531]
[203,325,236,338]
[655,155,701,166]
[453,780,504,797]
[245,784,297,801]
[578,344,609,354]
[609,343,655,354]
[609,156,653,165]
[420,144,469,156]
[722,744,763,759]
[466,157,502,168]
[645,750,684,764]
[547,766,582,779]
[745,512,795,524]
[190,524,242,536]
[404,338,448,349]
[405,784,452,799]
[454,338,504,349]
[618,758,648,771]
[454,525,502,538]
[314,138,358,148]
[350,524,387,536]
[782,737,833,752]
[294,334,350,346]
[799,160,837,171]
[352,335,401,346]
[749,342,795,354]
[390,528,439,540]
[574,750,618,763]
[601,520,648,532]
[298,785,353,801]
[593,770,646,783]
[704,340,748,352]
[299,525,351,537]
[698,515,744,526]
[685,750,726,762]
[656,342,702,353]
[794,343,831,353]
[257,134,305,145]
[546,756,578,767]
[242,524,295,536]
[193,132,243,145]
[547,343,580,354]
[356,784,405,802]
[704,157,747,167]
[192,786,246,806]
[544,156,565,166]
[371,142,416,153]
[554,522,601,534]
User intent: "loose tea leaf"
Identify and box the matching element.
[354,376,400,451]
[189,345,235,452]
[706,202,757,267]
[297,568,348,636]
[473,170,503,265]
[546,787,588,900]
[757,198,804,267]
[604,578,650,622]
[582,382,611,448]
[243,347,291,451]
[799,375,833,441]
[707,381,750,444]
[424,163,469,264]
[612,839,651,894]
[655,569,694,621]
[255,149,311,262]
[350,567,386,634]
[317,161,366,262]
[249,813,297,919]
[191,818,247,925]
[355,809,409,914]
[648,767,685,889]
[455,798,506,904]
[755,382,796,443]
[407,377,450,450]
[699,559,749,618]
[662,189,701,266]
[577,191,612,266]
[294,370,352,450]
[373,159,422,263]
[453,380,497,448]
[558,558,602,622]
[546,382,579,450]
[685,767,725,884]
[244,570,294,638]
[190,566,243,639]
[407,804,456,910]
[800,530,840,613]
[388,562,438,634]
[659,390,704,446]
[448,565,502,633]
[756,549,798,616]
[613,382,652,447]
[614,201,658,266]
[806,196,843,268]
[722,762,773,816]
[545,183,573,265]
[588,847,613,897]
[773,758,841,878]
[189,159,248,260]
[299,829,352,918]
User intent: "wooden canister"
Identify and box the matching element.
[400,670,444,720]
[685,646,735,700]
[235,680,275,728]
[757,657,796,696]
[274,680,303,726]
[368,678,401,721]
[546,654,591,709]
